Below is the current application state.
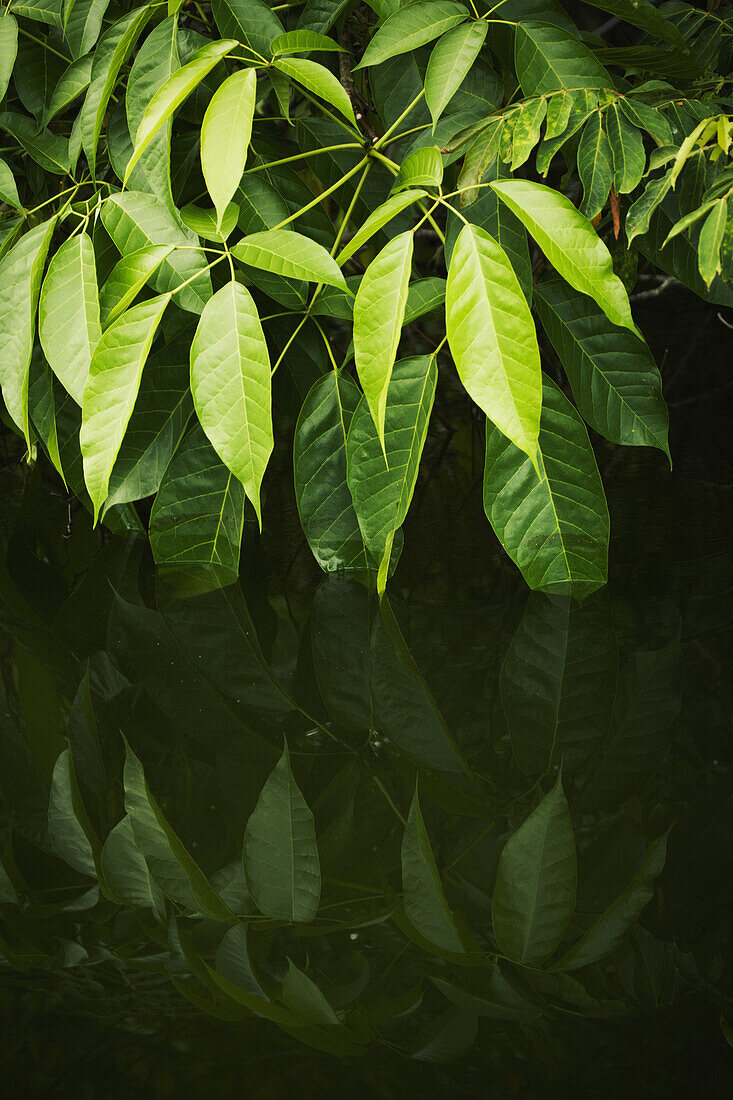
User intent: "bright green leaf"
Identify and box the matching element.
[39,232,101,405]
[232,229,347,289]
[201,67,257,228]
[355,1,469,70]
[424,20,487,127]
[274,56,356,127]
[99,244,174,327]
[336,189,427,264]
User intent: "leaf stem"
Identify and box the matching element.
[247,143,362,174]
[269,156,369,231]
[373,89,426,151]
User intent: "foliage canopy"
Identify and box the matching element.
[1,0,732,594]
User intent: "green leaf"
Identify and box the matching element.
[346,355,437,592]
[577,111,613,220]
[149,424,245,583]
[536,89,598,177]
[500,592,617,775]
[432,971,536,1021]
[201,67,257,229]
[232,229,347,289]
[216,924,269,999]
[0,217,56,447]
[483,376,609,595]
[445,222,541,465]
[100,815,164,912]
[44,54,92,125]
[190,281,273,528]
[0,158,21,210]
[510,97,547,171]
[123,739,234,919]
[580,0,686,48]
[212,0,284,60]
[371,599,466,775]
[698,199,727,287]
[125,39,238,185]
[39,232,101,406]
[392,146,443,193]
[336,189,427,265]
[103,342,192,514]
[80,293,170,522]
[293,371,370,573]
[492,773,576,966]
[283,959,340,1025]
[533,276,670,457]
[271,30,344,55]
[63,0,109,59]
[625,172,672,245]
[355,1,469,69]
[618,96,672,147]
[424,19,487,127]
[605,102,646,195]
[79,4,153,176]
[99,244,174,327]
[514,22,612,97]
[243,741,321,923]
[0,110,70,175]
[353,229,413,445]
[48,747,99,877]
[101,192,212,314]
[446,180,531,301]
[402,784,464,954]
[274,56,356,127]
[310,575,373,729]
[29,351,66,486]
[491,179,639,334]
[180,202,239,242]
[0,14,18,103]
[554,833,668,971]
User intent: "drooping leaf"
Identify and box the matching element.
[190,281,273,527]
[123,739,234,919]
[80,293,170,522]
[274,56,356,127]
[149,424,245,583]
[483,376,610,595]
[0,217,56,447]
[355,2,469,70]
[346,355,437,591]
[401,784,464,954]
[211,0,284,59]
[39,232,101,405]
[514,22,612,97]
[577,110,613,220]
[353,229,413,445]
[101,191,212,314]
[555,832,668,971]
[48,746,99,877]
[125,38,237,184]
[698,199,727,287]
[216,924,269,999]
[0,14,19,103]
[533,276,670,457]
[580,0,686,48]
[445,222,541,465]
[79,4,153,175]
[0,158,21,209]
[392,146,443,193]
[509,97,547,171]
[180,202,239,242]
[424,20,487,127]
[337,189,427,265]
[500,592,618,775]
[232,229,347,289]
[63,0,110,59]
[491,179,639,333]
[293,371,369,573]
[243,741,321,922]
[99,244,174,327]
[492,773,576,966]
[283,959,340,1025]
[44,54,93,124]
[100,815,164,912]
[605,102,646,195]
[201,67,257,228]
[311,573,373,730]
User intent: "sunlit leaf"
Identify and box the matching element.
[392,147,443,193]
[274,56,356,127]
[99,244,174,327]
[0,217,56,447]
[80,293,170,522]
[39,232,101,405]
[514,22,612,96]
[201,67,257,228]
[355,2,469,70]
[0,14,18,103]
[491,179,639,334]
[577,111,613,220]
[446,222,541,464]
[425,20,487,127]
[232,229,347,289]
[190,281,273,527]
[353,229,413,445]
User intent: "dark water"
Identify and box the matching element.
[1,287,731,1097]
